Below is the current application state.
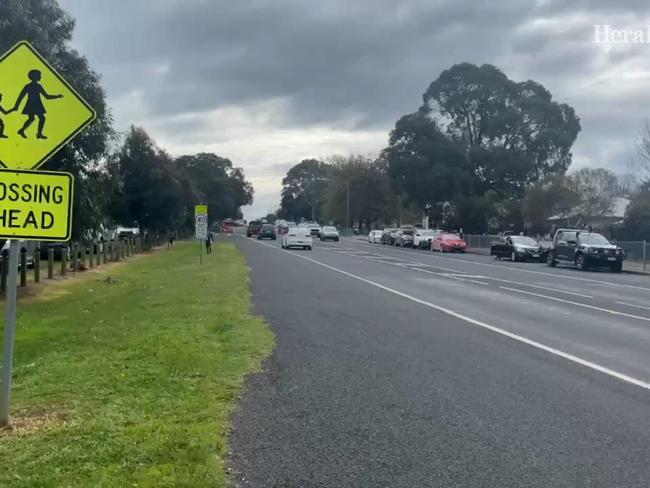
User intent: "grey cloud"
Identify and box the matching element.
[59,0,650,209]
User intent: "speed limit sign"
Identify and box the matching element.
[194,205,208,239]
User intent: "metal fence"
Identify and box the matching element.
[464,234,497,255]
[615,240,648,271]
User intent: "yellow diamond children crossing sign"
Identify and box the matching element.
[0,41,96,170]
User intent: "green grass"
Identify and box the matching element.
[0,241,274,487]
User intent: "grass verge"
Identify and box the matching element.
[0,241,274,487]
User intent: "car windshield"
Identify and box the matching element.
[322,226,336,232]
[418,230,436,235]
[510,236,537,245]
[402,229,413,235]
[579,233,610,245]
[262,225,274,230]
[442,234,460,240]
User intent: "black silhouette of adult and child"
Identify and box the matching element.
[0,69,63,139]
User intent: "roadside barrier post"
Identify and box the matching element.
[102,242,107,265]
[61,248,67,276]
[96,244,100,267]
[34,250,40,283]
[48,248,54,279]
[72,243,78,272]
[89,245,94,269]
[19,249,27,287]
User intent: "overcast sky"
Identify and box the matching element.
[60,0,650,219]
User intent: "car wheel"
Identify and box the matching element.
[546,252,556,267]
[610,261,623,273]
[307,246,312,251]
[575,254,587,271]
[335,238,339,242]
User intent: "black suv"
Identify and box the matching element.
[547,229,626,272]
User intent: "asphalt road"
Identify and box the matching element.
[229,235,650,487]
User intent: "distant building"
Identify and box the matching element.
[547,197,630,236]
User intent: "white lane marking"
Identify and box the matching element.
[255,239,650,391]
[616,301,650,312]
[353,241,650,292]
[499,286,650,322]
[481,276,593,299]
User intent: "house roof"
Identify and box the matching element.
[548,197,630,221]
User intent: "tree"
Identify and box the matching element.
[323,155,396,227]
[522,175,580,234]
[381,111,473,211]
[109,126,186,233]
[566,168,619,224]
[279,159,332,221]
[422,63,581,196]
[175,153,253,224]
[636,119,650,183]
[622,184,650,240]
[0,0,115,239]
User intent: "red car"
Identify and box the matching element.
[431,233,467,253]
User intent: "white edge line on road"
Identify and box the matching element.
[355,241,650,293]
[500,286,650,322]
[252,238,650,392]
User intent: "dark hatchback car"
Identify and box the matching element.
[547,229,626,272]
[257,224,277,240]
[247,220,263,237]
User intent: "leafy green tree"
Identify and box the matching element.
[566,167,619,224]
[0,0,115,238]
[323,155,396,227]
[381,111,473,210]
[522,175,580,234]
[422,63,581,196]
[622,185,650,239]
[279,159,332,221]
[109,126,186,233]
[175,153,253,225]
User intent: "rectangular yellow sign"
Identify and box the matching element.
[0,169,73,241]
[195,205,207,215]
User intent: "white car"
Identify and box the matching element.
[413,229,439,249]
[320,226,340,242]
[368,230,383,243]
[281,229,313,250]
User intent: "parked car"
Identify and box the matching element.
[491,235,546,262]
[303,222,321,237]
[320,226,340,242]
[381,228,398,245]
[546,229,626,272]
[413,229,439,249]
[431,233,466,252]
[281,229,313,250]
[393,228,414,247]
[368,230,383,243]
[247,220,263,237]
[1,240,36,268]
[257,224,277,240]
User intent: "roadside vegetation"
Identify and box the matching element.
[0,241,274,487]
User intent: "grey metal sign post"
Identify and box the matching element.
[1,240,20,426]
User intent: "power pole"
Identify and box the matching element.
[346,180,350,229]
